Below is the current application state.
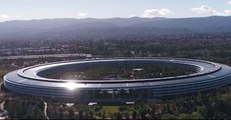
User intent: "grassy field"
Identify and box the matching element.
[101,105,134,118]
[102,106,119,117]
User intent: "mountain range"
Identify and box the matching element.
[1,16,231,41]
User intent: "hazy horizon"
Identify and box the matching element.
[1,0,231,22]
[1,15,231,23]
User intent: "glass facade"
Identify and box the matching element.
[4,58,231,103]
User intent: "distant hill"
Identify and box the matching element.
[1,16,231,41]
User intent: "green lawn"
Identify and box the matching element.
[101,105,134,117]
[102,106,120,116]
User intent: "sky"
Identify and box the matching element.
[1,0,231,21]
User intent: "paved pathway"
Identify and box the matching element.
[44,102,49,119]
[0,100,5,111]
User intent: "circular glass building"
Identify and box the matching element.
[3,58,231,103]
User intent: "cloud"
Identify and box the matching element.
[0,14,10,19]
[224,9,231,15]
[228,1,231,5]
[77,12,87,17]
[190,6,220,15]
[142,9,172,18]
[14,15,24,18]
[191,5,231,16]
[129,14,138,18]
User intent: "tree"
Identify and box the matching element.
[161,114,177,119]
[132,111,137,119]
[125,112,129,120]
[116,112,122,119]
[78,110,83,119]
[221,93,231,106]
[178,112,204,119]
[68,109,75,119]
[191,112,205,119]
[178,113,193,119]
[197,106,208,118]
